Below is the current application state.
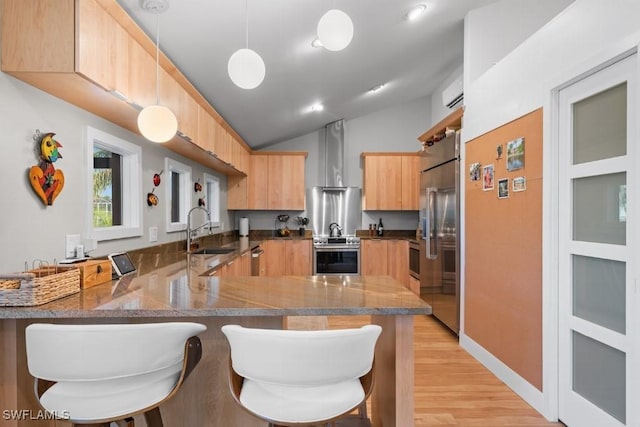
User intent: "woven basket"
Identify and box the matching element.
[0,266,80,306]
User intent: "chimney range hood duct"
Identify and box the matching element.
[307,119,362,236]
[323,119,345,187]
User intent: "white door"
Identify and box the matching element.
[558,53,637,427]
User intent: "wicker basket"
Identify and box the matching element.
[0,266,80,306]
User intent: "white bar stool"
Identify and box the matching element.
[25,322,206,427]
[222,324,381,427]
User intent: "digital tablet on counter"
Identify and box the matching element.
[108,252,137,277]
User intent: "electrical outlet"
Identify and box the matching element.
[65,234,81,258]
[149,226,158,242]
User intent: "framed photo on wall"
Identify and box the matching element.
[498,178,509,199]
[513,176,526,192]
[482,164,494,191]
[506,137,525,171]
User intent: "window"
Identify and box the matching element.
[165,157,192,233]
[204,173,221,228]
[86,127,142,241]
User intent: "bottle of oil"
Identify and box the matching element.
[377,218,384,237]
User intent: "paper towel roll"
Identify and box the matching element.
[239,217,249,236]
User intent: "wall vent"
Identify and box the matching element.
[442,75,464,109]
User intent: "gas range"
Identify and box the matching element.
[313,235,360,248]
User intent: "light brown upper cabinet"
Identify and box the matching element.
[1,0,250,176]
[361,153,419,210]
[228,152,307,210]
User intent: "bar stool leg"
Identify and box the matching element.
[143,407,163,427]
[115,417,135,427]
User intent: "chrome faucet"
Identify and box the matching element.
[187,206,211,253]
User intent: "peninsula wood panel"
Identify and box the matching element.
[464,108,543,390]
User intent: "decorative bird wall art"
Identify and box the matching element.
[28,130,65,206]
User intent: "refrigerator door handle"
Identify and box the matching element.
[426,187,438,260]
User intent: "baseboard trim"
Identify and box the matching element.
[459,332,554,421]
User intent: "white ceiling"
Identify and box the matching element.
[116,0,499,148]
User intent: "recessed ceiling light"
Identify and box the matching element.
[310,103,324,112]
[405,4,427,21]
[311,38,324,48]
[368,83,386,94]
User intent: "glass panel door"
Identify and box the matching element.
[558,54,636,427]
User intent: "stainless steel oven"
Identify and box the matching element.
[409,240,420,280]
[313,236,360,276]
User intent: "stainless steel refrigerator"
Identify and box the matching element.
[419,131,460,334]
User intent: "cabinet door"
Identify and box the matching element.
[127,38,156,109]
[285,240,311,276]
[249,155,269,209]
[227,175,248,210]
[387,239,409,286]
[197,104,216,153]
[401,155,419,210]
[268,155,305,210]
[239,251,252,276]
[361,239,388,276]
[262,240,286,276]
[408,276,420,296]
[76,0,129,94]
[363,156,402,210]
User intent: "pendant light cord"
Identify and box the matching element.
[155,9,160,105]
[244,0,249,49]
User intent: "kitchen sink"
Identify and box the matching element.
[191,248,235,255]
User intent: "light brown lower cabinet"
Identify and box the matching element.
[261,239,311,276]
[208,250,252,277]
[361,239,410,288]
[408,275,421,296]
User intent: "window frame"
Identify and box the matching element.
[85,127,142,242]
[165,157,192,233]
[204,172,221,229]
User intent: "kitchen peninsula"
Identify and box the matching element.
[0,248,430,427]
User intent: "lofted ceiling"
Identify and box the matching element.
[116,0,500,149]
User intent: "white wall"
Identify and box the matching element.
[464,0,576,86]
[0,72,231,273]
[235,95,431,232]
[461,0,640,420]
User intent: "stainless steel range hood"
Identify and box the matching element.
[308,120,362,236]
[323,120,345,187]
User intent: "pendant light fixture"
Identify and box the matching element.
[228,0,265,90]
[316,5,353,52]
[137,0,178,143]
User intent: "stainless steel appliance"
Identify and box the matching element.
[409,240,420,280]
[308,187,362,276]
[313,235,361,275]
[419,131,460,334]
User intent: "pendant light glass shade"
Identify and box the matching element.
[137,105,178,143]
[317,9,353,52]
[228,48,266,89]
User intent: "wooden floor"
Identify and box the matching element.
[325,315,565,427]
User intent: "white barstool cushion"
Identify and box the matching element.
[39,362,182,422]
[239,379,365,424]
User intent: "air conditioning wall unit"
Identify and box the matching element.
[442,75,464,109]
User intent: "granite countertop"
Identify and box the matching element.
[0,238,431,319]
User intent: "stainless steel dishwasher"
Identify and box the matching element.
[251,246,264,276]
